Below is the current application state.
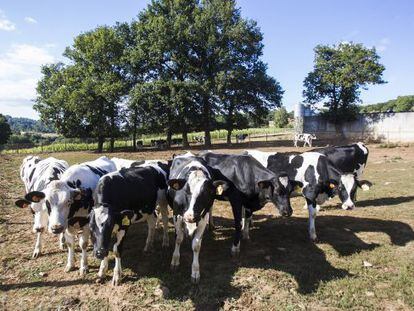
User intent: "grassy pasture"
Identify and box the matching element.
[1,144,414,310]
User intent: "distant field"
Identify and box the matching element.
[2,127,293,154]
[1,144,414,310]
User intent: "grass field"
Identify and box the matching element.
[1,144,414,310]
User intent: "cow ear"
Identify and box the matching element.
[357,180,372,191]
[72,189,82,200]
[15,198,31,208]
[213,180,228,195]
[258,180,272,189]
[168,179,186,190]
[24,191,45,203]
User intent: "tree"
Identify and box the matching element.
[274,107,289,128]
[0,114,12,146]
[303,42,385,134]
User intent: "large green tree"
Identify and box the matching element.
[0,114,12,147]
[303,42,385,133]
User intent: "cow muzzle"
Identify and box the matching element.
[95,248,109,260]
[183,212,195,223]
[341,202,355,210]
[33,227,45,233]
[50,224,64,234]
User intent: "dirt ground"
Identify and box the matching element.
[1,142,414,310]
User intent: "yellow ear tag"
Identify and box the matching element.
[216,185,224,195]
[122,216,131,226]
[329,183,336,189]
[295,185,302,192]
[173,182,180,190]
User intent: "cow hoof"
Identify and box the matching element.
[64,265,75,273]
[95,277,105,284]
[191,276,200,284]
[242,234,250,241]
[59,243,67,251]
[32,249,41,259]
[310,236,319,243]
[170,264,179,271]
[112,273,121,286]
[79,267,88,277]
[231,249,240,257]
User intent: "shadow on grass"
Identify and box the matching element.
[2,214,413,309]
[357,196,414,208]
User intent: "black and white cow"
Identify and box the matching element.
[23,156,116,276]
[312,142,371,189]
[245,150,371,241]
[15,156,69,258]
[167,152,227,283]
[111,157,170,247]
[200,151,293,255]
[89,164,170,285]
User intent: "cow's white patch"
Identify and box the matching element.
[292,152,322,188]
[245,150,274,168]
[95,206,109,231]
[184,170,208,223]
[354,163,365,180]
[361,184,370,191]
[279,176,289,188]
[340,174,356,208]
[180,161,211,179]
[357,142,368,155]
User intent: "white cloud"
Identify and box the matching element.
[24,16,38,24]
[0,10,16,31]
[376,37,391,52]
[0,44,55,117]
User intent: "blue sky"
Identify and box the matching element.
[0,0,413,119]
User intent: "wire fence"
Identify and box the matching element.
[2,128,295,154]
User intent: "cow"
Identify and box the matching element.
[110,157,170,247]
[236,133,248,143]
[89,164,170,285]
[15,156,69,258]
[294,133,316,147]
[312,142,371,189]
[245,150,371,241]
[167,152,227,283]
[200,151,293,256]
[23,156,117,276]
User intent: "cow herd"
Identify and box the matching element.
[14,143,372,286]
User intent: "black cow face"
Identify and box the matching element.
[258,174,293,217]
[168,172,227,223]
[90,205,116,259]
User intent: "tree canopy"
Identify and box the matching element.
[303,42,385,132]
[0,114,12,146]
[360,95,414,113]
[34,0,283,150]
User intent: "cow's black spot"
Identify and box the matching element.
[28,167,37,183]
[46,200,51,215]
[86,165,108,177]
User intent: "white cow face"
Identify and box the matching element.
[15,198,48,233]
[337,174,358,210]
[25,181,82,234]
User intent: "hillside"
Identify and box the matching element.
[5,116,55,134]
[361,95,414,113]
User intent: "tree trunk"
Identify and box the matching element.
[97,136,104,153]
[202,95,212,147]
[132,129,137,152]
[166,128,172,148]
[227,128,232,145]
[182,129,189,148]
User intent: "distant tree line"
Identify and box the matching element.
[5,115,55,134]
[360,95,414,113]
[35,0,283,152]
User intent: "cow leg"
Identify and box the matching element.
[306,199,318,242]
[144,213,157,252]
[171,215,184,270]
[229,196,243,256]
[112,229,126,286]
[59,233,66,251]
[191,213,208,284]
[64,230,75,272]
[79,226,89,277]
[242,208,252,240]
[32,232,42,258]
[97,257,108,281]
[159,200,170,249]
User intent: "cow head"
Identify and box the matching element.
[332,174,372,210]
[168,169,227,224]
[24,180,84,234]
[15,195,48,233]
[258,173,293,217]
[89,205,132,259]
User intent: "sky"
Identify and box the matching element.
[0,0,413,119]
